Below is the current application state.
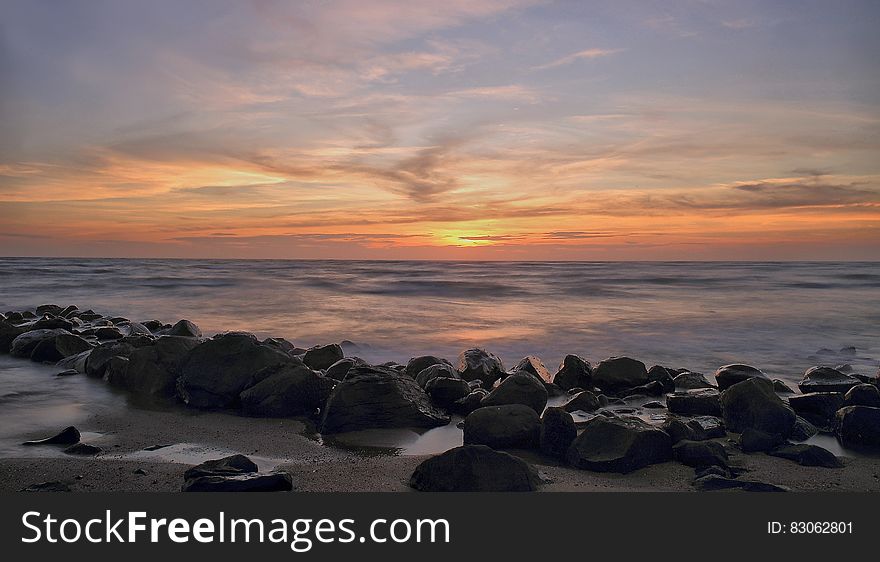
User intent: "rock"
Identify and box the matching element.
[302,343,344,371]
[694,475,789,492]
[102,356,130,385]
[415,362,460,388]
[673,371,715,390]
[0,319,29,352]
[22,481,72,492]
[512,356,552,384]
[540,407,577,458]
[463,405,541,449]
[714,364,768,391]
[769,444,843,468]
[36,304,63,315]
[553,355,593,390]
[240,364,335,417]
[659,417,699,444]
[56,349,91,373]
[320,365,449,433]
[425,377,471,409]
[184,454,258,480]
[480,373,548,414]
[167,319,202,338]
[694,465,733,480]
[844,384,880,407]
[409,445,540,492]
[261,337,300,357]
[790,416,819,442]
[646,365,676,393]
[33,316,75,331]
[561,390,602,413]
[55,369,79,377]
[177,332,292,409]
[85,339,150,378]
[566,416,672,473]
[688,416,726,439]
[325,357,368,381]
[113,336,203,397]
[673,440,728,468]
[621,380,665,397]
[798,366,860,394]
[788,392,844,427]
[457,348,505,388]
[721,377,796,436]
[142,320,167,332]
[121,322,153,337]
[835,406,880,450]
[94,327,124,340]
[63,443,102,456]
[740,428,786,453]
[182,472,293,492]
[451,389,489,416]
[58,305,78,318]
[643,400,665,409]
[28,333,91,363]
[404,355,452,378]
[10,329,70,358]
[22,426,80,446]
[592,357,648,393]
[773,379,796,393]
[667,389,722,416]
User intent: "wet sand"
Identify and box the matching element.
[2,404,878,492]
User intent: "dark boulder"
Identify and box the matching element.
[325,357,368,381]
[10,329,70,358]
[182,472,293,492]
[790,416,819,442]
[553,354,592,390]
[688,416,726,439]
[659,417,699,444]
[540,407,576,459]
[835,406,880,450]
[673,371,715,390]
[769,444,843,468]
[85,339,150,378]
[720,377,796,436]
[425,377,471,408]
[30,333,92,363]
[463,405,541,450]
[739,428,786,453]
[798,366,860,394]
[622,380,666,397]
[646,365,676,393]
[451,389,489,416]
[788,392,844,428]
[566,416,672,473]
[592,357,648,393]
[302,343,344,371]
[320,365,449,433]
[415,362,459,388]
[561,390,602,413]
[512,356,552,384]
[667,389,722,416]
[773,379,796,393]
[94,327,124,340]
[404,355,452,379]
[184,454,258,480]
[714,364,768,391]
[409,445,540,492]
[167,319,202,338]
[22,426,80,446]
[111,336,202,397]
[457,348,505,388]
[480,372,548,414]
[844,384,880,408]
[177,332,292,409]
[673,440,728,468]
[0,320,29,353]
[240,364,335,417]
[33,316,75,331]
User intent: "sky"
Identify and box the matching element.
[1,0,879,260]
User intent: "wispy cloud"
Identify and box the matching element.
[532,48,623,70]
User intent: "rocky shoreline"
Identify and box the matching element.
[2,303,879,492]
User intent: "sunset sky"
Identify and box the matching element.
[1,0,879,260]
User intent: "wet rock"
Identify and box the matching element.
[29,333,92,363]
[22,481,72,492]
[320,365,449,433]
[33,316,75,331]
[694,465,733,480]
[55,369,79,377]
[10,329,70,358]
[660,417,699,444]
[457,348,505,388]
[451,389,489,416]
[721,377,796,436]
[184,454,258,480]
[773,379,796,393]
[85,339,150,378]
[673,371,716,390]
[790,416,819,442]
[688,416,725,439]
[714,364,768,391]
[141,320,166,332]
[0,319,29,352]
[646,365,676,393]
[121,322,153,337]
[673,440,728,468]
[302,343,344,371]
[463,405,541,449]
[240,363,335,417]
[740,428,786,453]
[64,443,102,456]
[404,355,452,379]
[835,406,880,450]
[844,384,880,408]
[540,407,576,459]
[553,354,592,390]
[561,390,602,413]
[643,400,665,409]
[114,336,202,397]
[36,304,63,316]
[177,332,292,409]
[512,355,552,384]
[94,326,124,340]
[415,362,460,388]
[592,357,648,393]
[182,472,293,492]
[667,389,722,416]
[798,366,860,394]
[621,380,665,397]
[769,444,843,468]
[409,445,540,492]
[167,319,202,338]
[566,416,672,473]
[22,426,80,446]
[325,357,368,381]
[480,372,548,414]
[425,377,471,408]
[788,392,844,427]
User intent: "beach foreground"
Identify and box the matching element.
[2,303,879,492]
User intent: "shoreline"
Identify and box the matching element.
[2,303,879,492]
